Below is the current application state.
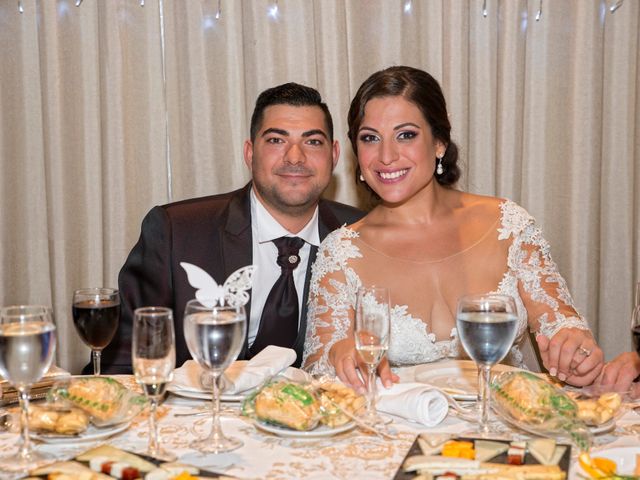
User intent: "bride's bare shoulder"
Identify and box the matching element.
[455,192,504,222]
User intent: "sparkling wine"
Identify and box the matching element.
[457,312,518,366]
[184,311,245,374]
[632,325,640,355]
[137,375,169,397]
[356,344,388,365]
[72,301,120,350]
[0,322,56,388]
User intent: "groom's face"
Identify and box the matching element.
[243,104,339,218]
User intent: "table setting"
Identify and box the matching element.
[1,279,639,479]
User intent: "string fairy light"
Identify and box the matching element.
[482,0,488,18]
[268,0,279,20]
[216,0,222,20]
[535,0,542,21]
[609,0,624,13]
[17,0,23,14]
[403,0,412,14]
[75,0,83,6]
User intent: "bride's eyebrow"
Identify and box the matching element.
[394,122,420,131]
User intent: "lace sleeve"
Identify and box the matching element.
[302,227,362,376]
[500,201,590,338]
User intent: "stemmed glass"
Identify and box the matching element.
[132,307,176,461]
[183,299,246,453]
[456,294,518,435]
[631,305,640,356]
[635,281,640,308]
[354,286,391,427]
[0,305,56,471]
[72,288,120,375]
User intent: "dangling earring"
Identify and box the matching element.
[436,156,444,175]
[359,174,365,182]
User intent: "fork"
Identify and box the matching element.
[322,397,397,440]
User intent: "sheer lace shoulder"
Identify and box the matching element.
[499,200,590,338]
[303,227,361,375]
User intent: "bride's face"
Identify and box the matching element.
[356,95,445,205]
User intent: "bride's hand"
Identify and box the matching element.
[536,328,604,386]
[329,338,398,395]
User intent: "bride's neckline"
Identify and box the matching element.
[349,214,502,264]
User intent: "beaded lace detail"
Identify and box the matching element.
[302,200,589,376]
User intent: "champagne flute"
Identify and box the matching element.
[354,286,390,427]
[0,305,56,471]
[456,294,518,435]
[72,288,120,375]
[631,306,640,356]
[635,281,640,308]
[133,307,176,460]
[183,299,246,453]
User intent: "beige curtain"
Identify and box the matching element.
[1,0,638,373]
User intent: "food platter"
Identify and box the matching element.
[569,446,640,479]
[412,360,523,401]
[252,419,356,438]
[30,420,130,444]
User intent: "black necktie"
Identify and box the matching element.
[249,236,305,356]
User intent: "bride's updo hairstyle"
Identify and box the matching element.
[347,66,460,189]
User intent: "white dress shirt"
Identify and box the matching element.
[248,188,320,347]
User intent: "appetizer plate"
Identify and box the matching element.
[166,384,256,402]
[569,446,640,479]
[413,360,522,401]
[253,419,356,438]
[30,420,130,444]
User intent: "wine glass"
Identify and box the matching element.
[354,286,391,427]
[635,281,640,308]
[0,305,56,471]
[456,294,518,435]
[72,288,120,375]
[132,307,176,461]
[183,299,246,453]
[631,305,640,356]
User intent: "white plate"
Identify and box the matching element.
[412,360,523,401]
[166,384,254,402]
[30,421,130,444]
[253,419,356,438]
[570,446,640,479]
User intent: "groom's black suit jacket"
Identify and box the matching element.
[97,183,364,374]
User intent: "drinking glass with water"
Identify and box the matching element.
[456,294,518,435]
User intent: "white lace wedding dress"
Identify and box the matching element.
[302,199,590,376]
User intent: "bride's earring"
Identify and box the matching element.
[359,174,365,182]
[436,156,444,175]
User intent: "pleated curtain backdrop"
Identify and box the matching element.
[0,0,638,373]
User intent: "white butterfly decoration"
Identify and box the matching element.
[180,262,255,308]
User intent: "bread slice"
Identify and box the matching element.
[30,461,112,479]
[76,444,156,472]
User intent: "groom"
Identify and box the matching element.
[95,83,363,374]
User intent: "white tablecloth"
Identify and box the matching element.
[0,375,638,479]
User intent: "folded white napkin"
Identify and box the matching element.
[376,382,449,427]
[172,345,297,394]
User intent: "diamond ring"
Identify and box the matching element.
[578,346,592,357]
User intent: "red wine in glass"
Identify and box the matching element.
[72,288,120,375]
[632,306,640,356]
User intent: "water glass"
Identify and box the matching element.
[133,307,176,460]
[0,305,56,471]
[183,299,246,453]
[72,288,120,375]
[456,294,518,434]
[354,286,390,427]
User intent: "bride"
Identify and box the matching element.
[302,66,604,392]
